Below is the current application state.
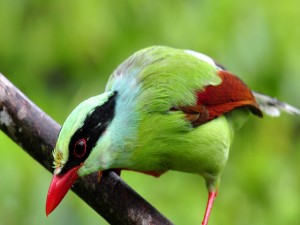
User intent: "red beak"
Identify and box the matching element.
[46,165,81,216]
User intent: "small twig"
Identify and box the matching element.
[0,74,173,225]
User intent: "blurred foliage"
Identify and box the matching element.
[0,0,300,225]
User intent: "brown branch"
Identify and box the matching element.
[0,74,173,225]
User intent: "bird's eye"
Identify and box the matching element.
[74,138,87,158]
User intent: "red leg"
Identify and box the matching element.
[97,171,103,183]
[201,191,217,225]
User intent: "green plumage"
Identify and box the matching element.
[54,46,235,192]
[48,46,300,223]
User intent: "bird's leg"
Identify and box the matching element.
[97,171,103,183]
[201,191,218,225]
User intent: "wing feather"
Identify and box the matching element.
[176,70,263,126]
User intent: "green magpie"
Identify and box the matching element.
[46,46,300,225]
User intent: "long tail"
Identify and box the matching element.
[253,91,300,117]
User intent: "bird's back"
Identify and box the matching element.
[106,46,222,112]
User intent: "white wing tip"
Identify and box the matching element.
[253,92,300,117]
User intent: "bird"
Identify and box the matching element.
[46,46,300,225]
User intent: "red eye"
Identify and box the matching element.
[74,138,87,158]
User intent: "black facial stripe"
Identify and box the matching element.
[60,91,118,175]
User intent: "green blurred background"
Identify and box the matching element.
[0,0,300,224]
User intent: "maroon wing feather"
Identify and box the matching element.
[177,70,263,126]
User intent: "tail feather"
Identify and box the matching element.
[253,92,300,117]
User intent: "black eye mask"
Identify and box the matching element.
[59,91,118,175]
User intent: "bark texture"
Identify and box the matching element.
[0,74,173,225]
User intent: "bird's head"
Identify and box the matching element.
[46,91,117,216]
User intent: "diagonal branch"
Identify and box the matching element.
[0,74,173,225]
